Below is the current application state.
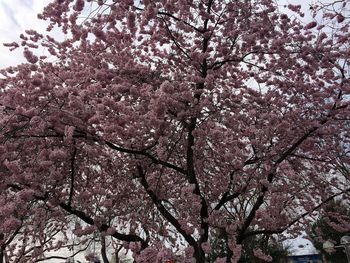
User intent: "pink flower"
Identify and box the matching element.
[2,218,21,231]
[23,48,38,63]
[73,0,84,11]
[106,227,116,235]
[304,21,317,30]
[253,249,272,262]
[337,14,345,23]
[49,149,67,161]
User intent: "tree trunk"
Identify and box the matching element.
[100,236,110,263]
[224,233,233,263]
[193,245,206,263]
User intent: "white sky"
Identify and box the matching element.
[0,0,48,68]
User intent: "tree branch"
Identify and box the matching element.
[58,202,148,249]
[68,140,77,206]
[237,118,330,243]
[137,165,198,248]
[160,16,192,62]
[6,132,186,176]
[244,186,350,238]
[104,140,186,175]
[6,184,148,250]
[157,11,203,33]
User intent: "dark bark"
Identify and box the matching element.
[0,249,4,263]
[100,236,109,263]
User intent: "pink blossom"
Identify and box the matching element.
[73,0,84,11]
[253,249,272,262]
[2,218,21,231]
[287,4,301,12]
[106,227,116,235]
[3,42,19,51]
[304,21,317,30]
[48,149,67,161]
[337,14,345,23]
[23,48,38,63]
[0,1,349,262]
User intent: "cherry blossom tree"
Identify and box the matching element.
[1,0,350,262]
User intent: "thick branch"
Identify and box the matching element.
[68,141,77,206]
[7,184,148,249]
[160,16,192,61]
[215,171,241,210]
[137,166,198,248]
[237,119,329,243]
[244,186,350,238]
[215,192,240,211]
[7,132,186,175]
[104,140,186,175]
[58,203,148,249]
[101,235,110,263]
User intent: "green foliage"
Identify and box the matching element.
[239,235,289,263]
[208,229,289,262]
[207,229,228,262]
[309,201,350,263]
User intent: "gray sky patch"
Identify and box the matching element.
[0,2,20,28]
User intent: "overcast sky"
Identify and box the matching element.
[0,0,48,68]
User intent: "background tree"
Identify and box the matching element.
[1,0,350,262]
[238,234,289,263]
[308,158,350,263]
[209,229,289,263]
